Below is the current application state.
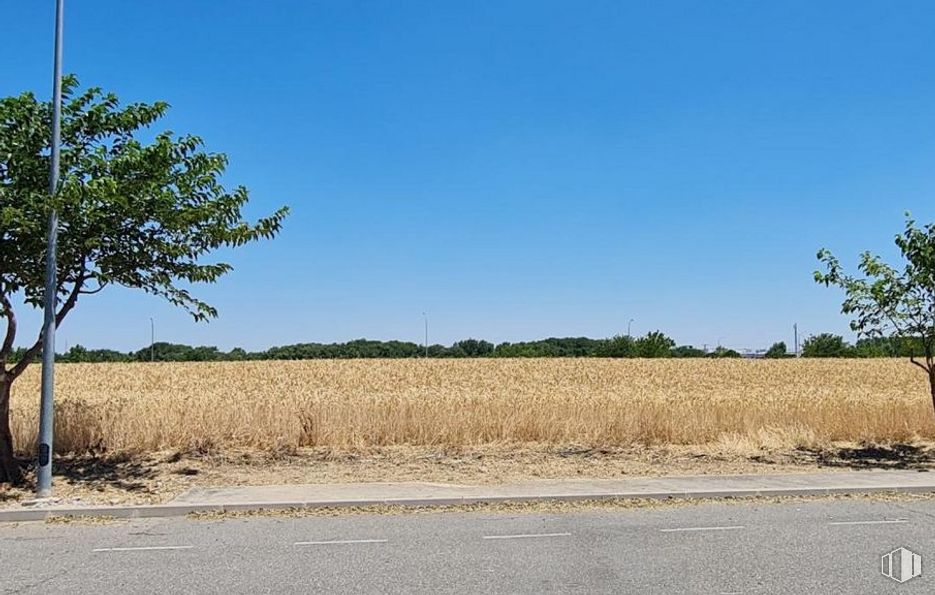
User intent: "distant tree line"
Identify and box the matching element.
[795,334,927,358]
[4,332,919,364]
[761,334,928,358]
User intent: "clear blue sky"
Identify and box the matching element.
[4,1,935,352]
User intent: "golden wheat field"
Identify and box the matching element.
[7,358,935,455]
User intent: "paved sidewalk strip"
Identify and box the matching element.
[3,470,935,522]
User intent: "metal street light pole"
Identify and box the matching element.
[37,0,65,498]
[423,312,428,358]
[150,318,155,362]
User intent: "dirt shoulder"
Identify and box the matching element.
[2,442,934,507]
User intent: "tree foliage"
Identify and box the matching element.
[671,345,706,358]
[765,341,789,358]
[853,336,925,358]
[801,333,852,358]
[50,333,702,361]
[0,78,287,484]
[709,346,742,358]
[47,334,932,363]
[633,331,676,358]
[492,337,603,358]
[816,215,935,415]
[594,335,635,357]
[450,338,495,357]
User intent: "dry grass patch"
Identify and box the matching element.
[185,491,935,521]
[3,441,935,508]
[8,358,934,455]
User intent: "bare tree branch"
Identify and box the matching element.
[9,274,86,380]
[9,339,42,381]
[910,355,930,373]
[0,293,15,365]
[78,278,108,295]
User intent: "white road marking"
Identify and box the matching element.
[294,539,388,546]
[660,525,745,533]
[828,519,908,526]
[482,532,572,540]
[93,546,193,552]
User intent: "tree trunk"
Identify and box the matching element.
[930,370,935,422]
[0,377,23,486]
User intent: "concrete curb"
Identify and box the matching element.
[3,483,935,523]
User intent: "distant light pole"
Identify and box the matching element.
[627,319,634,338]
[422,312,429,358]
[150,317,155,362]
[793,323,799,357]
[36,0,65,498]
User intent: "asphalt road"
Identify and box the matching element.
[2,498,935,594]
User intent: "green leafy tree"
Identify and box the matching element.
[670,345,706,358]
[0,78,287,485]
[633,331,675,358]
[765,341,788,358]
[426,344,449,357]
[595,335,636,358]
[59,345,129,363]
[854,336,925,358]
[852,338,888,358]
[816,216,935,416]
[227,347,248,361]
[451,339,494,357]
[800,333,852,358]
[708,347,742,358]
[492,337,603,357]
